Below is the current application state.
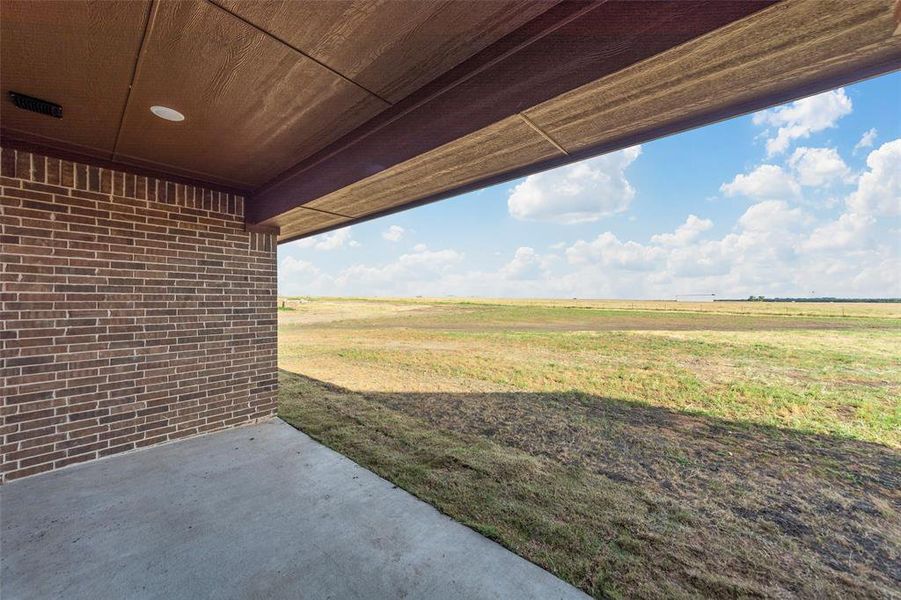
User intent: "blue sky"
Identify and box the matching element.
[279,72,900,299]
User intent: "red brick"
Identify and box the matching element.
[1,147,277,482]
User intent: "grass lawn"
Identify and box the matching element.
[277,297,900,599]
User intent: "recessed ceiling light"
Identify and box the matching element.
[150,105,185,122]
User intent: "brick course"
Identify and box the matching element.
[0,147,277,482]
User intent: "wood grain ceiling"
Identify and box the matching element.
[213,0,556,104]
[0,0,150,156]
[2,0,899,243]
[0,0,556,189]
[523,0,901,154]
[115,0,388,188]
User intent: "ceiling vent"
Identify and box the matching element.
[9,91,62,118]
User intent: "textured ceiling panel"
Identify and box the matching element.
[0,0,150,155]
[215,0,557,103]
[525,0,901,154]
[114,0,388,187]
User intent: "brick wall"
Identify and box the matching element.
[0,147,278,482]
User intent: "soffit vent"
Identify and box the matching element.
[9,91,62,118]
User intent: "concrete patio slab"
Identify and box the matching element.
[1,419,588,600]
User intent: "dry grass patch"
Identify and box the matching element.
[280,372,900,599]
[277,297,900,598]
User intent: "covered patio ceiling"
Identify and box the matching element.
[2,0,900,243]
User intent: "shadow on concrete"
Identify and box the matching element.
[1,418,589,600]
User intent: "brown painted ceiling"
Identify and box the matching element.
[2,0,900,243]
[0,0,550,188]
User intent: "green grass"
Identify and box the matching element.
[277,297,901,598]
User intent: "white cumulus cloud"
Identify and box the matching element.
[279,256,320,278]
[800,139,900,252]
[382,225,405,242]
[501,247,556,280]
[753,89,852,156]
[566,232,665,271]
[803,212,874,252]
[737,200,806,232]
[846,139,901,217]
[854,128,878,152]
[650,215,713,246]
[332,245,464,292]
[720,164,801,200]
[508,146,641,224]
[290,227,357,251]
[787,147,850,187]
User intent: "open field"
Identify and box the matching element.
[277,297,901,598]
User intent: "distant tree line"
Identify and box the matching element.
[718,296,901,303]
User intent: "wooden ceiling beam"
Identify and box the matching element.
[205,0,393,105]
[212,0,559,105]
